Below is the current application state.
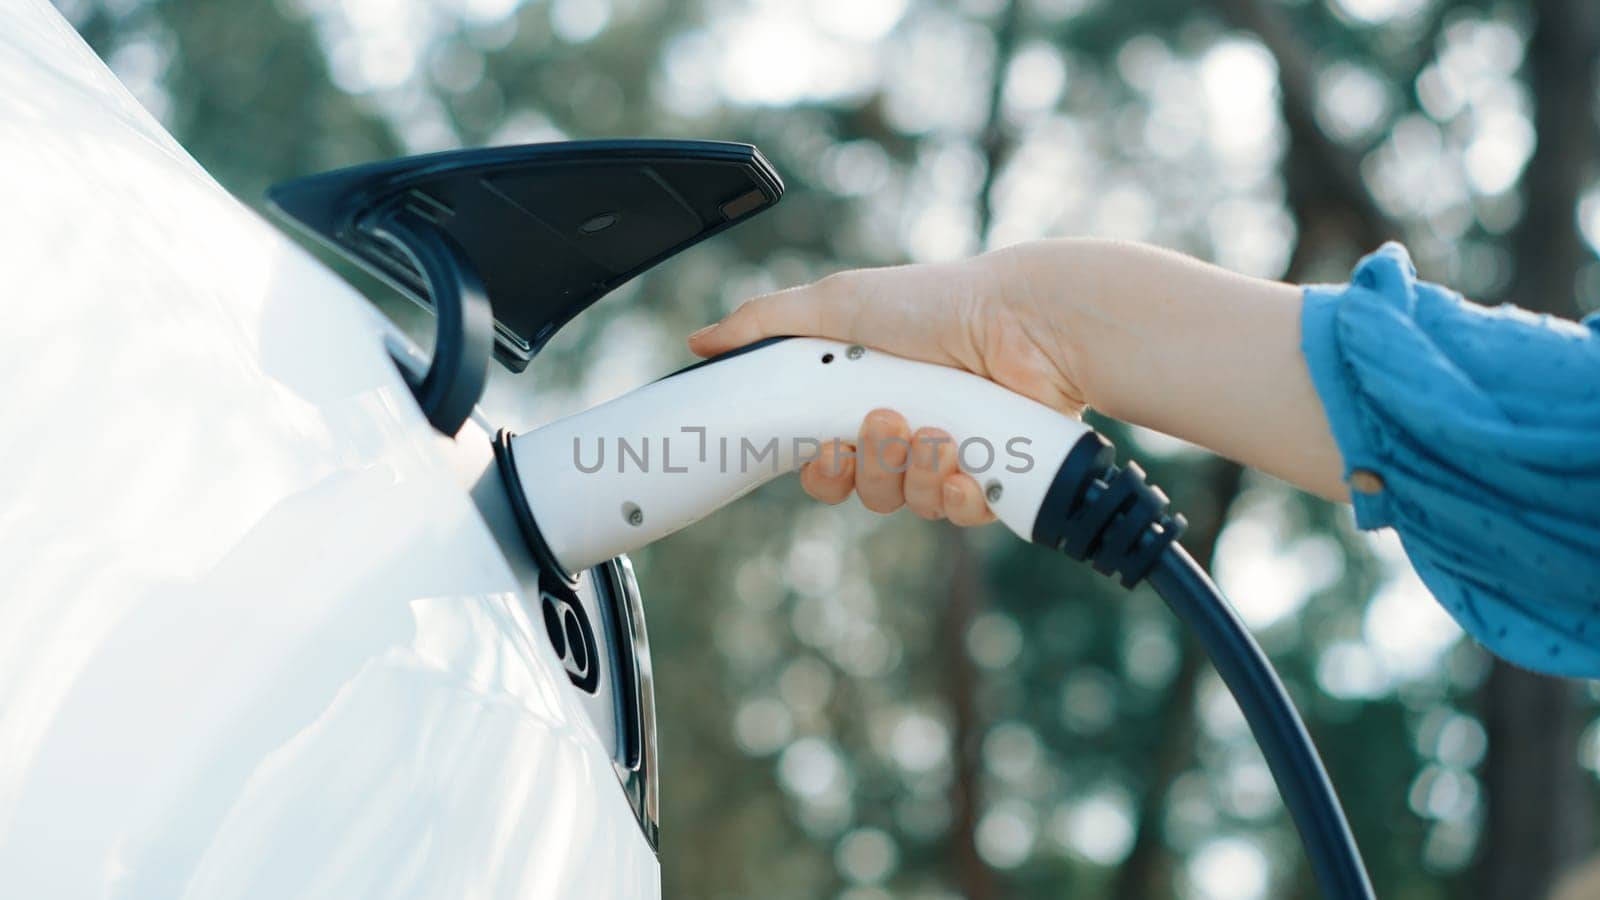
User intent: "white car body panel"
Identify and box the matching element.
[0,2,659,897]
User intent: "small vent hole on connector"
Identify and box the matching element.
[821,353,834,364]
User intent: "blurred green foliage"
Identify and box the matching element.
[57,0,1600,897]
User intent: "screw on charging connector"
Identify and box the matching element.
[985,480,1003,503]
[846,345,865,360]
[624,502,644,526]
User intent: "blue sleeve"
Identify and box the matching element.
[1300,242,1600,678]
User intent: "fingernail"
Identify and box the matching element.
[688,324,717,342]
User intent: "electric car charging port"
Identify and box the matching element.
[536,570,605,697]
[530,559,658,850]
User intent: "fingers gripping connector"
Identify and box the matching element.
[1032,433,1187,588]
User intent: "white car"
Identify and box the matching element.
[0,1,781,897]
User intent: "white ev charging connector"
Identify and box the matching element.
[493,336,1376,900]
[506,337,1092,576]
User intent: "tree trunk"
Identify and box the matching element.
[1113,3,1389,889]
[940,528,1000,900]
[1478,3,1599,898]
[1480,666,1593,900]
[1209,0,1401,269]
[937,4,1023,897]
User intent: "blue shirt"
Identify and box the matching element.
[1301,243,1600,679]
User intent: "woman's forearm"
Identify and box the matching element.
[1005,239,1350,501]
[690,236,1353,507]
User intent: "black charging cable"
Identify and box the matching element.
[1034,433,1376,900]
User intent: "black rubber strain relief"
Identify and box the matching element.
[493,428,579,584]
[1031,431,1115,549]
[1031,432,1187,588]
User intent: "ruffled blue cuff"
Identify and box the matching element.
[1300,243,1416,531]
[1299,242,1600,678]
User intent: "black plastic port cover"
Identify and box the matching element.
[267,140,784,373]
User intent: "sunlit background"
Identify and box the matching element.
[56,0,1600,896]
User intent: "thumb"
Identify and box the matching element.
[687,279,856,357]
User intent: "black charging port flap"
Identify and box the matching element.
[267,140,784,435]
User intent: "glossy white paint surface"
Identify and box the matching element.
[0,2,659,897]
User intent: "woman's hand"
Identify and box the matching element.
[687,249,1087,523]
[688,249,1088,414]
